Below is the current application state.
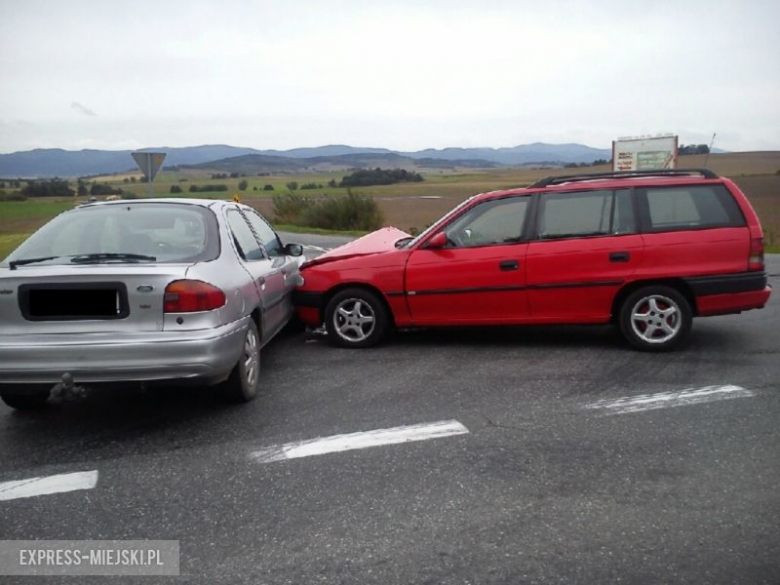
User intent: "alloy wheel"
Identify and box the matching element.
[332,298,376,343]
[630,294,682,344]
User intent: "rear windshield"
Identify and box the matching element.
[3,203,220,266]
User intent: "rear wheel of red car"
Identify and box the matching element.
[619,286,692,351]
[325,288,390,348]
[221,319,261,403]
[1,389,50,410]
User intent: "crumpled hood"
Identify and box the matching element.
[302,227,410,268]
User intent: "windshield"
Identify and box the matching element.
[403,195,478,248]
[3,203,220,267]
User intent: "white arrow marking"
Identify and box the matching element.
[0,470,99,501]
[583,385,754,415]
[251,420,469,463]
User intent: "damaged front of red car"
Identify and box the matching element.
[293,227,415,348]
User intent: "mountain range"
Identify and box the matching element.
[0,143,614,178]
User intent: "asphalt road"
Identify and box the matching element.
[1,240,778,584]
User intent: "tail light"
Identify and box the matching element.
[164,280,226,313]
[748,238,764,272]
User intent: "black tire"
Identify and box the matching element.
[619,285,692,352]
[221,319,261,403]
[1,390,50,410]
[324,288,390,348]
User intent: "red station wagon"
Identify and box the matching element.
[294,169,771,351]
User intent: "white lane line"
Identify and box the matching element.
[251,420,469,463]
[0,470,98,502]
[303,245,330,253]
[583,385,754,415]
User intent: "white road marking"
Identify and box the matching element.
[0,470,98,501]
[583,385,754,415]
[251,420,469,463]
[303,245,330,253]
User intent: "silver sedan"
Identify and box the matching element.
[0,198,305,409]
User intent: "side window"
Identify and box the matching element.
[243,210,283,257]
[642,185,745,231]
[445,197,529,248]
[538,190,634,239]
[227,210,263,261]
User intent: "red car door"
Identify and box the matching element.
[405,195,531,325]
[525,188,643,322]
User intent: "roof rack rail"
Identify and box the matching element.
[529,168,719,188]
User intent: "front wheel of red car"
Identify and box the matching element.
[325,288,390,348]
[619,285,692,351]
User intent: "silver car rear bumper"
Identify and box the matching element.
[0,317,250,385]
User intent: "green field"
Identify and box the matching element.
[2,152,779,260]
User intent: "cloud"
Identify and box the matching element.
[70,102,97,117]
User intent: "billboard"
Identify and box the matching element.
[612,135,678,172]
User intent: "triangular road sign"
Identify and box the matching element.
[131,152,166,182]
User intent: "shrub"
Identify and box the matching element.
[339,168,423,187]
[272,190,383,231]
[238,179,248,191]
[170,185,183,194]
[263,184,274,191]
[0,192,27,201]
[21,178,75,198]
[286,181,299,191]
[90,183,123,196]
[272,193,312,224]
[188,184,229,193]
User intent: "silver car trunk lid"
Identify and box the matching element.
[0,264,190,335]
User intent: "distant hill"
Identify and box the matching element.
[184,151,503,174]
[0,142,614,177]
[0,145,261,178]
[403,143,612,165]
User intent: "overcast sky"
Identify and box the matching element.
[1,0,778,154]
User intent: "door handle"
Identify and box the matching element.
[609,251,630,263]
[499,260,519,271]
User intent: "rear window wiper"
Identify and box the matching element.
[8,256,61,270]
[70,253,157,264]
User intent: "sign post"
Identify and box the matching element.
[131,152,166,198]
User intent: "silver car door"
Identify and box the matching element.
[241,208,297,325]
[225,208,282,339]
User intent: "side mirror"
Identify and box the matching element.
[425,232,448,249]
[284,243,304,257]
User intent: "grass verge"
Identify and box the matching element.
[0,233,30,261]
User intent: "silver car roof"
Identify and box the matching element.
[77,198,233,210]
